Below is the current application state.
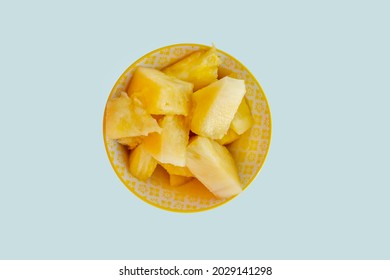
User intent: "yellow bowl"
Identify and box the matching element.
[103,43,272,213]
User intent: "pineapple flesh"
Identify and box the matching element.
[191,77,246,139]
[127,67,193,116]
[169,174,192,187]
[186,136,242,199]
[216,128,239,145]
[117,136,144,150]
[143,115,189,167]
[163,46,221,91]
[105,92,161,139]
[160,163,193,177]
[231,98,254,135]
[128,143,158,181]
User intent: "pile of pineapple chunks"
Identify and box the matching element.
[105,46,254,199]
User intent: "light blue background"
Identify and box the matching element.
[0,0,389,259]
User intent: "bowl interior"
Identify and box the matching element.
[104,44,271,212]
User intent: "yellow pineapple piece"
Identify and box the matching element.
[217,66,233,79]
[128,143,157,181]
[186,136,242,199]
[216,128,239,145]
[163,46,221,90]
[191,77,246,139]
[117,136,144,149]
[143,115,189,167]
[105,92,161,139]
[231,98,254,135]
[127,67,193,115]
[160,163,193,177]
[169,174,192,187]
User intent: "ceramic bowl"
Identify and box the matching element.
[103,43,272,212]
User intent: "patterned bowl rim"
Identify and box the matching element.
[102,43,273,213]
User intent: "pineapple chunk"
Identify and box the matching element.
[127,67,193,115]
[231,98,254,135]
[217,66,233,79]
[186,136,242,199]
[143,115,189,167]
[160,163,193,177]
[128,144,157,181]
[117,136,144,149]
[216,128,239,145]
[163,46,221,90]
[105,92,161,139]
[191,77,246,139]
[169,174,192,187]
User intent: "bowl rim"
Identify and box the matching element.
[102,42,273,213]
